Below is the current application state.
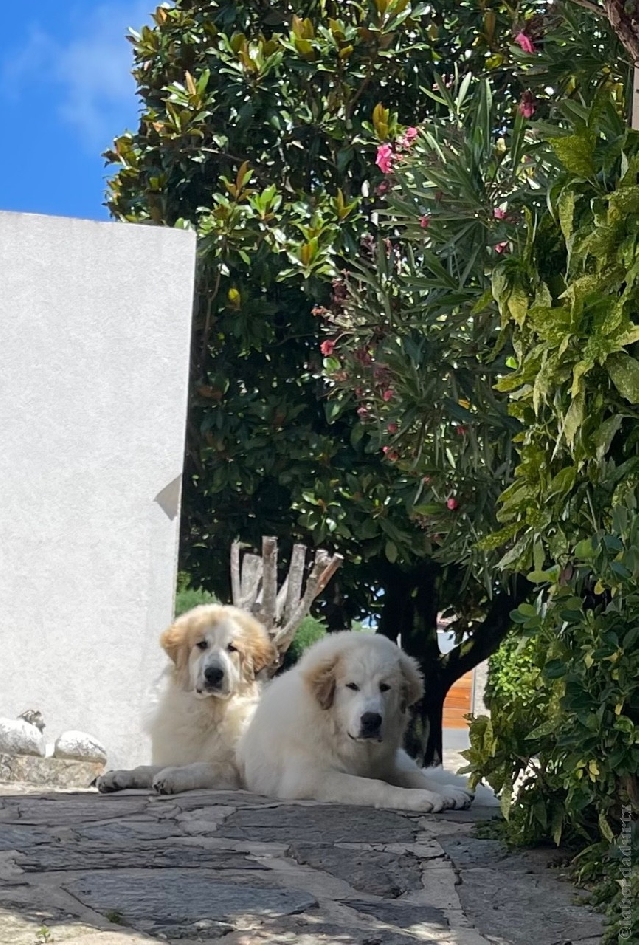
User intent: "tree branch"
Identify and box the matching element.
[228,538,343,671]
[230,541,242,607]
[605,0,639,65]
[271,548,343,664]
[260,536,278,630]
[283,543,307,625]
[440,578,527,688]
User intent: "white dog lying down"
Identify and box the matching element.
[237,630,474,812]
[97,605,276,796]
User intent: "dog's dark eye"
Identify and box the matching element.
[346,682,360,691]
[196,640,208,651]
[379,683,391,692]
[227,643,237,653]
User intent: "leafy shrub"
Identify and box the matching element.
[484,633,539,711]
[174,583,217,617]
[281,615,328,668]
[463,99,639,942]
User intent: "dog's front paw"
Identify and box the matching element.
[405,789,448,813]
[440,785,474,810]
[152,767,190,795]
[96,770,133,794]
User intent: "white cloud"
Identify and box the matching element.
[1,2,152,150]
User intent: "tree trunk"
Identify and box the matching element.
[377,561,446,765]
[377,562,527,767]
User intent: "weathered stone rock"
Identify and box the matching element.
[0,754,103,789]
[16,711,45,733]
[63,871,317,933]
[19,843,265,872]
[289,843,423,898]
[345,898,449,930]
[75,819,186,842]
[0,825,54,852]
[0,794,150,825]
[438,837,505,868]
[218,805,417,844]
[53,731,107,764]
[452,865,604,945]
[0,720,45,757]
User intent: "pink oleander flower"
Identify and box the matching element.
[519,91,536,119]
[387,422,398,434]
[382,388,394,402]
[382,446,399,461]
[376,143,395,175]
[399,126,419,151]
[420,214,430,229]
[446,497,459,511]
[493,207,507,220]
[357,405,370,420]
[320,339,336,356]
[515,31,535,54]
[495,241,510,254]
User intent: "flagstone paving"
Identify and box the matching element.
[0,779,603,945]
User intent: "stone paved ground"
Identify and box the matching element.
[0,779,604,945]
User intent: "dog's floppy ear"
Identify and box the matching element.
[159,620,187,671]
[304,654,339,710]
[399,651,424,712]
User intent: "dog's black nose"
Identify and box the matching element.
[360,712,383,736]
[204,665,224,686]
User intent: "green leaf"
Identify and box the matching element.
[385,540,398,563]
[544,659,567,679]
[500,776,513,821]
[593,415,623,459]
[574,538,596,559]
[550,132,595,178]
[606,351,639,404]
[598,811,614,843]
[562,392,585,448]
[558,189,575,243]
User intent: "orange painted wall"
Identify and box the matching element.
[443,671,473,728]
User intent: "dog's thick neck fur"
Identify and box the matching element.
[145,667,260,768]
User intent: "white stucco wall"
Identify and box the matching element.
[0,211,196,769]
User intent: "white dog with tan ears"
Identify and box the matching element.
[97,604,276,795]
[237,630,474,812]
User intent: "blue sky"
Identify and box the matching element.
[0,1,153,221]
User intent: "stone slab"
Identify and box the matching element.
[345,898,449,930]
[453,866,604,945]
[0,754,103,789]
[289,843,423,898]
[63,871,318,935]
[0,788,604,945]
[218,805,418,844]
[19,844,263,872]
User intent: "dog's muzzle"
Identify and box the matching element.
[358,711,383,741]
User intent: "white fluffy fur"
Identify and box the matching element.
[237,630,475,812]
[97,604,275,795]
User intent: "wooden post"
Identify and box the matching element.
[230,537,343,674]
